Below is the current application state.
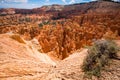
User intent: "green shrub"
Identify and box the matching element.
[43,21,50,25]
[39,23,43,27]
[82,39,119,78]
[38,21,50,28]
[25,17,31,22]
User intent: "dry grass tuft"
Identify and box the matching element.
[82,39,119,78]
[10,34,25,44]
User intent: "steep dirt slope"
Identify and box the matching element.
[43,49,120,80]
[0,34,89,80]
[0,34,56,80]
[0,34,120,80]
[43,49,88,80]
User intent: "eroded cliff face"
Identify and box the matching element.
[0,15,119,60]
[37,13,120,59]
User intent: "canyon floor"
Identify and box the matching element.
[0,34,120,80]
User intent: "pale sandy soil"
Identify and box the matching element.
[0,34,55,80]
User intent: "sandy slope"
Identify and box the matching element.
[42,49,88,80]
[0,34,120,80]
[0,34,56,80]
[0,34,89,80]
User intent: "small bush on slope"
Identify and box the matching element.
[10,34,25,44]
[82,39,119,78]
